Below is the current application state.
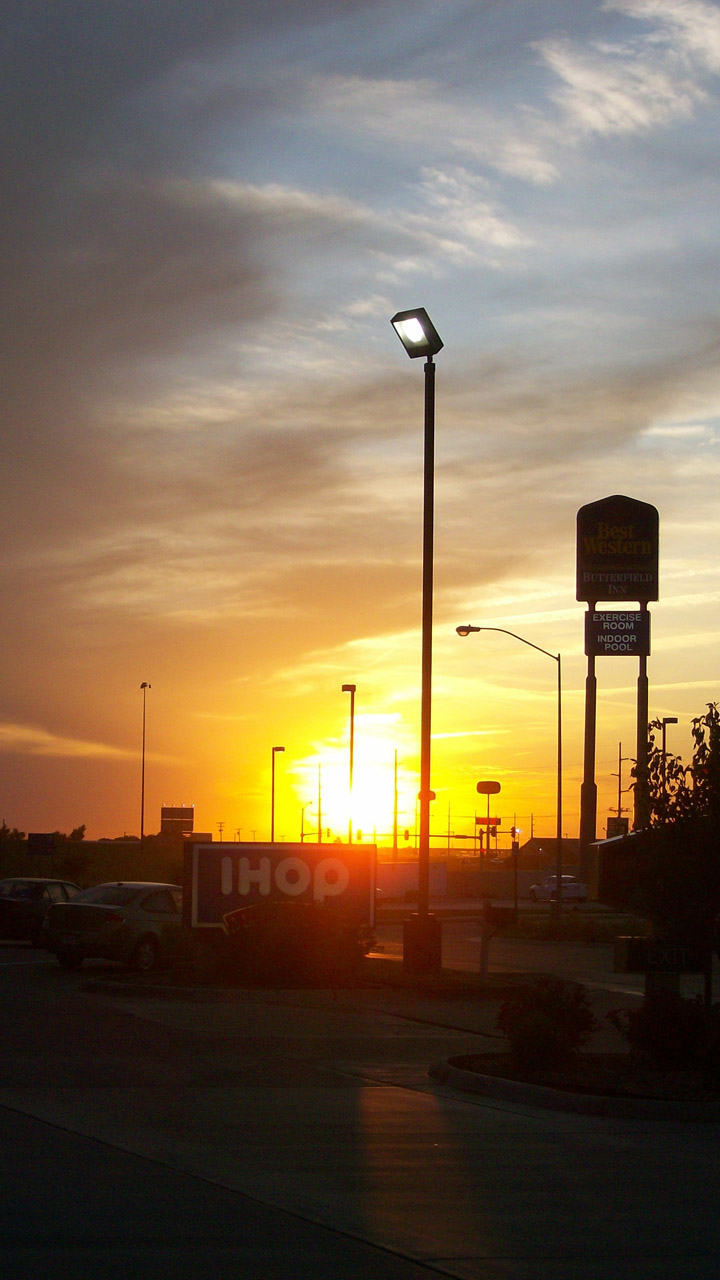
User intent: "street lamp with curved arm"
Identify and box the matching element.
[456,625,564,911]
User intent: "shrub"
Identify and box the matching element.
[197,900,371,987]
[496,976,597,1070]
[607,992,720,1071]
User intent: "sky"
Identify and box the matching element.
[2,0,720,849]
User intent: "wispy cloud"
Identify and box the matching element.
[0,724,135,761]
[540,36,704,136]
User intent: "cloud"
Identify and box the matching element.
[0,723,135,761]
[534,0,720,146]
[610,0,720,74]
[411,167,533,260]
[540,35,704,135]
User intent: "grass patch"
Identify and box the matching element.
[497,909,650,944]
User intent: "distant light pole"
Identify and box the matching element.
[271,746,284,842]
[661,716,678,800]
[140,682,151,847]
[300,801,312,843]
[341,684,356,843]
[392,307,444,974]
[457,624,564,911]
[317,763,323,844]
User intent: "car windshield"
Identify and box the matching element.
[73,885,143,907]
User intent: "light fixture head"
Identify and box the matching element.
[341,684,356,693]
[391,307,443,359]
[272,745,285,754]
[140,681,151,689]
[456,625,479,637]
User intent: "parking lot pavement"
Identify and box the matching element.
[0,1106,443,1280]
[5,987,720,1279]
[3,949,720,1278]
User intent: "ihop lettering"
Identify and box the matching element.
[221,854,350,902]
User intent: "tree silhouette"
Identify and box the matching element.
[644,704,720,825]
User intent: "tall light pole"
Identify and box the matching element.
[341,684,356,843]
[271,746,284,843]
[392,307,444,973]
[457,624,564,911]
[140,682,151,848]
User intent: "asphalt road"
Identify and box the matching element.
[2,943,720,1278]
[373,917,714,1001]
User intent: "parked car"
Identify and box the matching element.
[0,877,81,944]
[529,874,588,903]
[41,882,194,971]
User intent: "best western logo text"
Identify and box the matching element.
[581,523,652,557]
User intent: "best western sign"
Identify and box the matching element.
[585,610,650,657]
[186,842,376,928]
[577,495,659,603]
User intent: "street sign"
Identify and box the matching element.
[474,817,501,826]
[576,495,659,602]
[585,610,650,657]
[476,781,501,795]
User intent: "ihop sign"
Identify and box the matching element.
[186,842,376,928]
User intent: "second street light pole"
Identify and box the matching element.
[661,715,678,805]
[457,625,564,911]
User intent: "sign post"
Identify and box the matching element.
[576,496,659,875]
[476,781,500,863]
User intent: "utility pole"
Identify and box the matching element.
[612,742,631,819]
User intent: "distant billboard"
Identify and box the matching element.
[576,495,659,603]
[161,805,194,836]
[186,842,376,929]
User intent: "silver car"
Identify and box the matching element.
[42,881,194,971]
[529,874,588,903]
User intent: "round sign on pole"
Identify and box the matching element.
[476,780,501,795]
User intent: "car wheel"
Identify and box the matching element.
[131,936,159,973]
[56,947,83,970]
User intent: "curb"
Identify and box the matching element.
[428,1059,720,1122]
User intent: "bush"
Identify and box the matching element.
[607,992,720,1072]
[197,900,371,987]
[496,976,597,1070]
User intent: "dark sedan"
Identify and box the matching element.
[0,878,81,945]
[42,881,194,972]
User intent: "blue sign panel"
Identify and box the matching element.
[585,609,651,656]
[186,842,376,928]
